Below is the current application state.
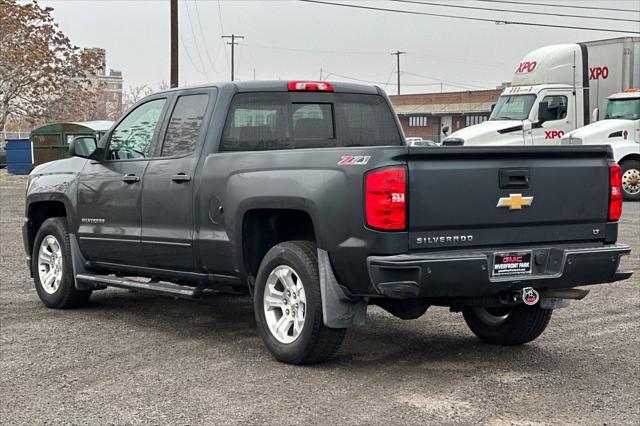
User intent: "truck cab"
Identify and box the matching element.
[445,83,576,146]
[443,37,639,147]
[562,90,640,200]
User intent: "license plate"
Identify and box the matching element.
[492,251,532,277]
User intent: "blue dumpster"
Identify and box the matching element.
[5,139,33,175]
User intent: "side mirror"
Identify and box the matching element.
[442,126,450,136]
[591,108,599,123]
[69,136,97,158]
[537,101,550,124]
[490,103,496,113]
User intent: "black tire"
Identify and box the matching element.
[463,304,552,345]
[32,217,91,308]
[620,159,640,201]
[375,298,429,320]
[254,240,346,364]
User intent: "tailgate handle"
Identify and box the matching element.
[499,169,530,189]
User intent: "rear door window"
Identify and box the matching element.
[161,93,210,157]
[221,92,401,151]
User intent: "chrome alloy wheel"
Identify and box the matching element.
[263,265,307,344]
[622,168,640,195]
[38,235,63,295]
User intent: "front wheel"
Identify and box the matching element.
[254,241,346,364]
[32,217,91,308]
[463,304,552,345]
[620,159,640,201]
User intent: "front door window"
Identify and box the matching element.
[107,99,166,160]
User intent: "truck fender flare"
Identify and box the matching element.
[317,248,367,328]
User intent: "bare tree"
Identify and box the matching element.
[0,0,102,130]
[123,84,153,111]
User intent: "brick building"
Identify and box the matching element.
[389,89,503,143]
[84,48,124,119]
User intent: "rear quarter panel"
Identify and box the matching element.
[195,146,409,293]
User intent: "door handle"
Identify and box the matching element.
[499,168,530,189]
[122,174,140,184]
[171,173,192,183]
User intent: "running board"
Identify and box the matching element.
[75,274,198,299]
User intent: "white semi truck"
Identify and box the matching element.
[442,37,640,147]
[562,90,640,201]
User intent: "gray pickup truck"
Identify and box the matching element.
[23,81,631,364]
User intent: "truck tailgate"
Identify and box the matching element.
[407,146,612,250]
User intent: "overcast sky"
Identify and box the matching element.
[40,0,640,95]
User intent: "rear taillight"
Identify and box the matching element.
[609,163,623,221]
[287,81,334,92]
[365,167,406,231]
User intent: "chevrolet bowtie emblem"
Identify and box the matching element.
[497,193,534,210]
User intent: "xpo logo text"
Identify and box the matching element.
[589,66,609,80]
[545,130,565,139]
[515,61,537,73]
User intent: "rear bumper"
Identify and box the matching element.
[367,243,632,299]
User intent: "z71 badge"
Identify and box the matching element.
[337,155,370,165]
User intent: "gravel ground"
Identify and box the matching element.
[1,169,639,425]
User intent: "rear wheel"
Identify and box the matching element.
[463,304,552,345]
[33,217,91,308]
[620,159,640,201]
[254,241,346,364]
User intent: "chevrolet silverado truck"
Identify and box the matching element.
[23,81,632,364]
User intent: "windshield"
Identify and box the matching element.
[489,94,536,121]
[604,98,640,120]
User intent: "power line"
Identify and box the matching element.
[241,42,511,68]
[391,0,639,23]
[243,43,385,55]
[322,71,432,86]
[192,0,224,75]
[216,0,230,72]
[401,71,488,89]
[382,65,397,93]
[323,71,484,90]
[178,26,208,77]
[478,0,640,13]
[299,0,640,34]
[184,0,210,79]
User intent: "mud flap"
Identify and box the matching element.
[69,233,104,291]
[317,248,367,328]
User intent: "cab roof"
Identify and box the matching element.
[608,91,640,100]
[158,80,381,95]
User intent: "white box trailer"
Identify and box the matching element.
[443,37,640,146]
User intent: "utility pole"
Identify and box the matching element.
[391,50,406,95]
[170,0,178,88]
[222,34,245,81]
